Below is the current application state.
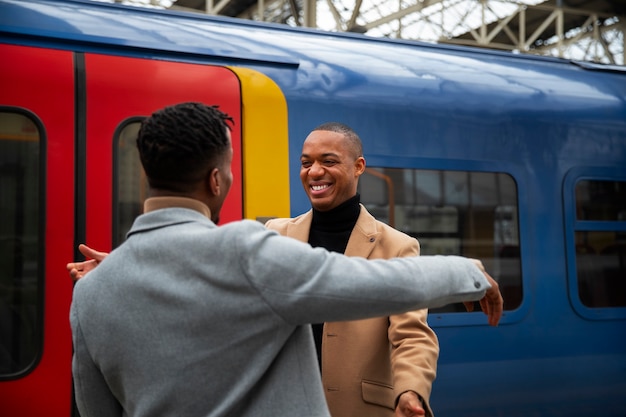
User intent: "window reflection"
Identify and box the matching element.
[0,111,41,376]
[575,180,626,308]
[115,122,146,246]
[359,168,522,311]
[576,180,626,221]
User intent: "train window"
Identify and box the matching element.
[358,168,522,312]
[576,180,626,221]
[115,121,147,246]
[0,111,42,376]
[574,180,626,308]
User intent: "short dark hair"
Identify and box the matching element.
[312,122,363,158]
[137,102,233,192]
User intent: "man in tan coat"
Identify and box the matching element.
[265,122,438,417]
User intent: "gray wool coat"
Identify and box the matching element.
[70,198,488,417]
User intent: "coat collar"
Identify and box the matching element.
[286,205,381,258]
[143,196,212,219]
[345,205,381,258]
[127,197,214,239]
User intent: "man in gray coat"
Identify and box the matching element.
[69,102,502,417]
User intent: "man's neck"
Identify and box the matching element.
[311,194,360,232]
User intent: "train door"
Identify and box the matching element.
[81,54,244,251]
[1,42,290,417]
[0,43,76,416]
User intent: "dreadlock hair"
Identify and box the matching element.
[312,122,363,159]
[137,102,234,192]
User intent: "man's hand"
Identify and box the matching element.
[395,391,426,417]
[463,259,504,326]
[478,272,503,326]
[66,244,109,283]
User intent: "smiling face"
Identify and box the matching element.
[300,130,365,212]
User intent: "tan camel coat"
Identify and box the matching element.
[265,205,439,417]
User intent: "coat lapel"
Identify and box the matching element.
[344,205,380,259]
[284,210,314,243]
[284,206,381,259]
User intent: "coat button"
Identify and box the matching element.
[369,237,375,242]
[474,282,481,288]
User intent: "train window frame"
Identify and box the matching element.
[0,107,46,380]
[563,167,626,320]
[357,161,529,327]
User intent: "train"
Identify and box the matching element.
[0,0,625,415]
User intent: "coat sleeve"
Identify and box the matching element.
[389,307,438,417]
[71,296,123,417]
[235,220,489,326]
[386,238,439,417]
[380,239,439,417]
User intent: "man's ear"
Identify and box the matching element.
[354,156,366,177]
[207,168,220,196]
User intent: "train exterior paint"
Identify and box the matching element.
[0,0,625,416]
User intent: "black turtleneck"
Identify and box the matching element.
[308,194,361,368]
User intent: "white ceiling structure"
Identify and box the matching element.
[110,0,625,64]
